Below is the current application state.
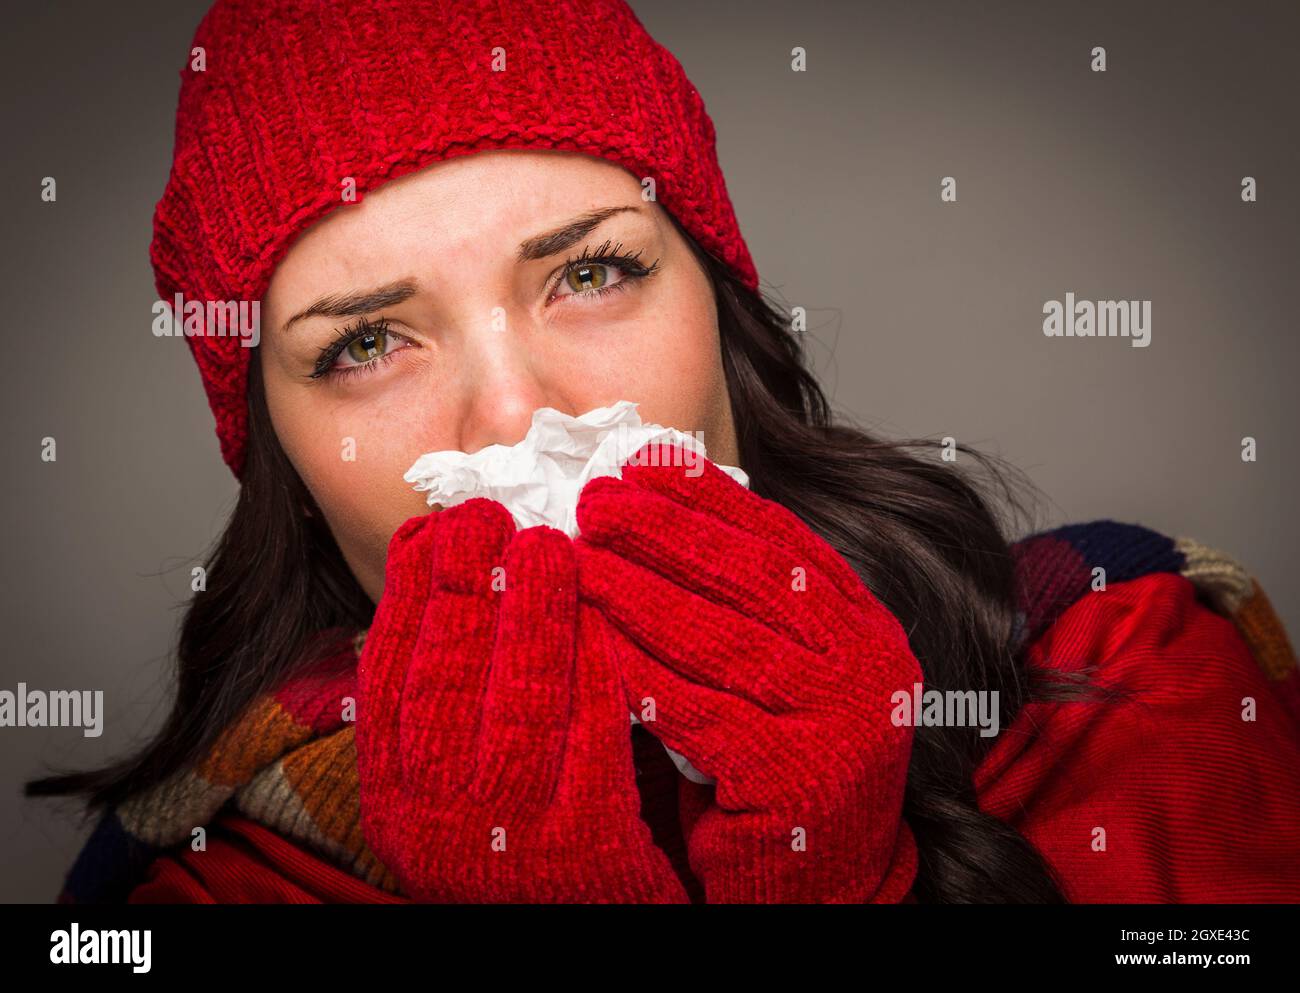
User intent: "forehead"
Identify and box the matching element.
[265,150,649,293]
[295,150,644,248]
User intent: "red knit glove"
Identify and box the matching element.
[355,498,689,903]
[574,443,922,903]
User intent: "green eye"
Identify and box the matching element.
[565,264,609,293]
[311,316,414,381]
[345,329,388,363]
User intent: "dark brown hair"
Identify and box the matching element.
[27,210,1114,902]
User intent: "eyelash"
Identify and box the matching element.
[310,240,661,382]
[547,239,661,303]
[310,316,404,381]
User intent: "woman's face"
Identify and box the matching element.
[259,149,739,603]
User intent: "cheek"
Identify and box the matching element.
[570,296,726,438]
[267,379,444,587]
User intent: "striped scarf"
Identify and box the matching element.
[56,520,1299,903]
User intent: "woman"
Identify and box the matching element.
[28,0,1300,903]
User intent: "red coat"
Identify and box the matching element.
[127,572,1300,903]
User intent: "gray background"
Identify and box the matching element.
[2,0,1296,901]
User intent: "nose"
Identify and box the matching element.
[453,305,562,454]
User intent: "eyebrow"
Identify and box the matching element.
[279,204,644,335]
[515,204,641,263]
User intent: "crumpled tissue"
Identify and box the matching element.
[403,400,746,786]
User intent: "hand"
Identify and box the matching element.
[574,442,922,903]
[355,498,689,903]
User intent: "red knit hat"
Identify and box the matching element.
[151,0,760,479]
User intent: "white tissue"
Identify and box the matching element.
[403,400,741,786]
[403,400,748,537]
